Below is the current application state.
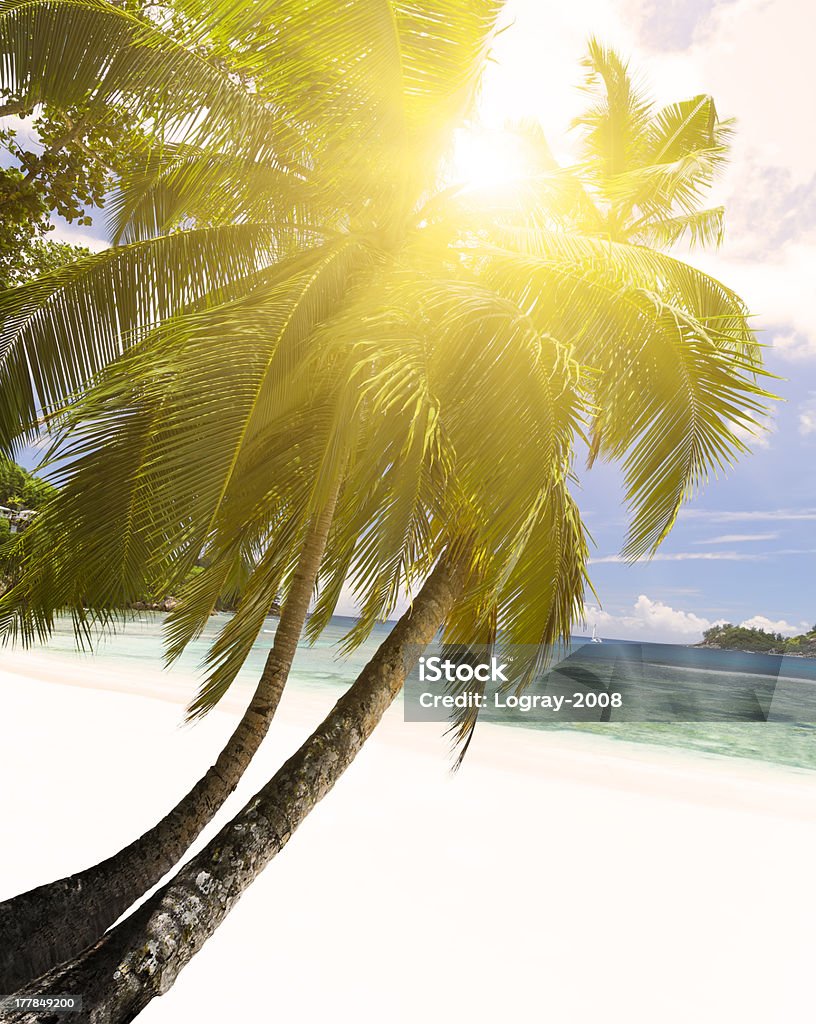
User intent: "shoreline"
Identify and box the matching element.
[3,647,816,824]
[4,650,816,1023]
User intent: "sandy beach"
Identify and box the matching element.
[3,648,816,1023]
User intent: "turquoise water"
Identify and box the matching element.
[17,614,816,773]
[22,612,390,701]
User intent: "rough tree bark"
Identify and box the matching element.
[0,481,342,995]
[6,550,466,1024]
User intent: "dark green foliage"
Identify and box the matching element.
[0,166,50,288]
[0,457,55,510]
[0,460,55,587]
[0,515,12,570]
[0,119,96,289]
[701,622,816,655]
[0,99,146,287]
[1,233,91,290]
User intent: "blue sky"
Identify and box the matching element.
[4,0,814,641]
[473,0,816,640]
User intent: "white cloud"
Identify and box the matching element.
[582,594,711,643]
[689,246,816,355]
[659,0,816,347]
[728,409,776,451]
[0,112,39,145]
[592,551,765,563]
[739,615,808,637]
[582,595,809,644]
[774,332,816,363]
[689,0,816,187]
[798,396,816,436]
[683,508,816,522]
[694,533,778,545]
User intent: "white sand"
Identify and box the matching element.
[2,649,816,1023]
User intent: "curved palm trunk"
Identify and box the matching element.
[0,482,341,995]
[8,552,466,1024]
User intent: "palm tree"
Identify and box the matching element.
[566,38,733,249]
[0,0,545,988]
[8,550,471,1020]
[0,3,771,1010]
[0,465,344,992]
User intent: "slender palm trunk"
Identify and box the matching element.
[0,482,342,995]
[7,551,466,1024]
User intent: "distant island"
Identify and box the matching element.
[698,623,816,658]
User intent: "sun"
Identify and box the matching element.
[450,126,533,193]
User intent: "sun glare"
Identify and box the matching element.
[450,128,532,193]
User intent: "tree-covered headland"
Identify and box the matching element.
[700,622,816,657]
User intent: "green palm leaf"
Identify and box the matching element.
[0,224,282,453]
[0,17,775,761]
[478,246,773,557]
[0,0,293,155]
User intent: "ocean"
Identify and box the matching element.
[15,613,816,773]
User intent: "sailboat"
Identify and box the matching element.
[591,624,602,644]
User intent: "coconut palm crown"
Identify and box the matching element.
[0,1,772,719]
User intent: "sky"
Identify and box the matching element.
[471,0,816,642]
[7,0,815,642]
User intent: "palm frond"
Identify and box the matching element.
[0,240,366,646]
[632,206,725,250]
[477,228,759,355]
[305,264,584,653]
[643,94,732,168]
[162,398,337,665]
[0,224,283,454]
[187,509,308,718]
[108,146,324,245]
[605,149,728,225]
[0,0,296,156]
[441,483,589,762]
[573,36,653,180]
[478,246,773,557]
